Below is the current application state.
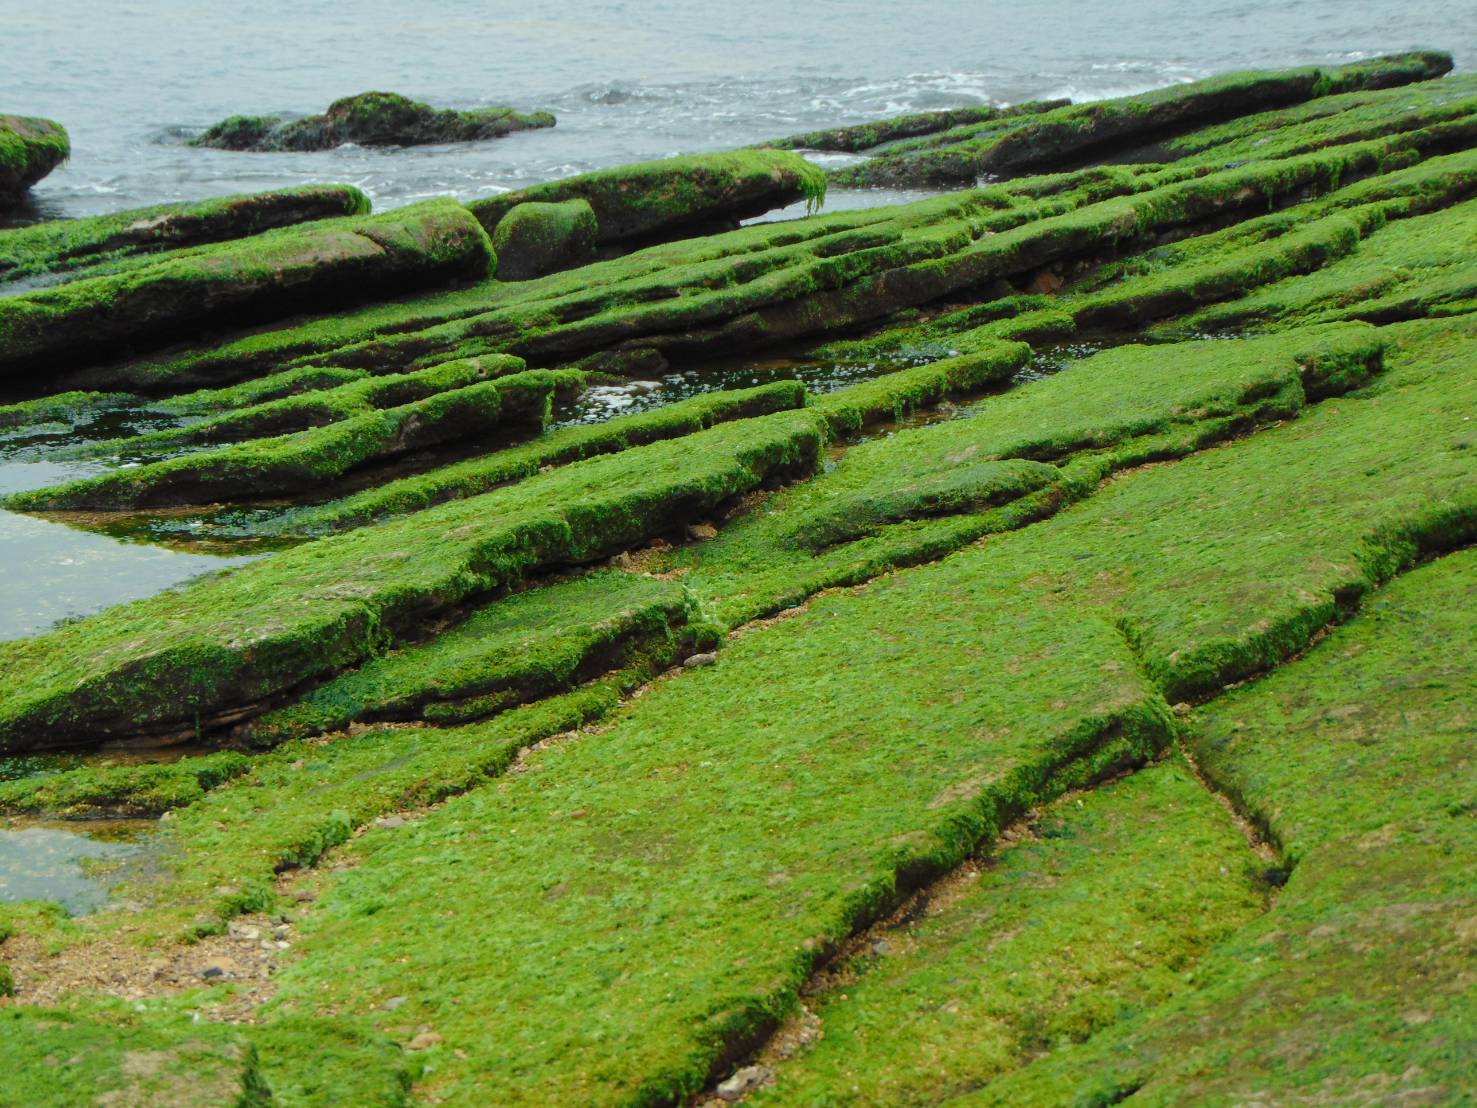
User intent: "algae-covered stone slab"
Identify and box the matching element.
[468,149,828,247]
[835,51,1453,187]
[759,99,1068,154]
[192,89,554,151]
[0,198,492,381]
[0,408,824,751]
[0,183,370,285]
[12,366,580,509]
[0,114,69,206]
[749,760,1266,1105]
[266,540,1170,1104]
[0,1008,263,1107]
[965,546,1477,1106]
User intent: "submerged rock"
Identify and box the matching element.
[192,90,555,152]
[468,149,828,249]
[492,198,598,280]
[0,114,69,207]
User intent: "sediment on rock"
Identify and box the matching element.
[191,90,555,151]
[0,114,69,206]
[0,184,370,285]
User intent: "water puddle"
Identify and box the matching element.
[0,819,157,916]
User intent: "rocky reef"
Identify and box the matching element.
[0,50,1474,1106]
[0,114,68,207]
[192,90,555,151]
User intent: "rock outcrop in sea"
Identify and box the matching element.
[191,90,555,151]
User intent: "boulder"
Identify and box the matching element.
[192,91,555,151]
[492,199,598,280]
[0,114,69,206]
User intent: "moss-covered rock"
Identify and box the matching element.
[0,199,493,381]
[0,184,369,286]
[468,149,827,248]
[835,51,1453,187]
[0,114,69,206]
[192,90,554,151]
[759,99,1068,153]
[492,198,597,280]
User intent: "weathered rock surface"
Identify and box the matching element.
[760,99,1068,153]
[0,114,69,206]
[192,90,555,151]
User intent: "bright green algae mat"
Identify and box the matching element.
[748,760,1267,1106]
[263,538,1172,1104]
[959,546,1477,1106]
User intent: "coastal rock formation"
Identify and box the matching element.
[1,53,1475,1108]
[0,184,369,286]
[760,98,1068,153]
[0,114,69,206]
[468,149,828,249]
[191,90,555,151]
[492,198,598,280]
[831,50,1454,187]
[0,199,492,378]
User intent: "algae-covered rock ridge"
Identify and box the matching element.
[0,47,1474,1106]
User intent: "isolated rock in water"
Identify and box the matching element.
[0,183,370,285]
[759,99,1069,154]
[493,199,598,280]
[468,149,828,248]
[0,198,493,379]
[0,115,69,206]
[192,90,555,151]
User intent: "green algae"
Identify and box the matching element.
[9,367,581,509]
[0,115,69,205]
[245,570,700,742]
[492,199,598,280]
[0,199,493,381]
[263,545,1171,1104]
[0,184,369,286]
[759,100,1068,154]
[250,380,807,535]
[961,545,1477,1106]
[832,51,1453,188]
[0,406,824,751]
[192,90,555,151]
[749,760,1266,1106]
[0,751,251,819]
[468,150,827,246]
